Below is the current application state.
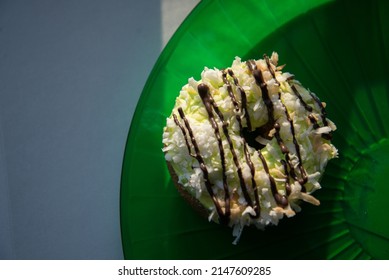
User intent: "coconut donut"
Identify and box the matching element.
[162,52,338,243]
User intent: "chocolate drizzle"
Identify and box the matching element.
[309,91,328,126]
[173,114,193,157]
[264,54,279,86]
[197,84,231,223]
[274,123,289,154]
[243,143,260,217]
[290,83,313,112]
[174,107,229,224]
[309,91,332,140]
[281,159,292,196]
[257,149,287,207]
[228,69,252,131]
[283,104,308,190]
[247,60,275,139]
[222,70,240,116]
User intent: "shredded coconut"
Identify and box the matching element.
[163,53,338,244]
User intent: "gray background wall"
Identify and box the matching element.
[0,0,198,259]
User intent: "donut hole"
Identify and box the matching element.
[242,126,273,150]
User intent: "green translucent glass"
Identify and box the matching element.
[121,0,389,259]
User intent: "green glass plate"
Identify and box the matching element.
[121,0,389,259]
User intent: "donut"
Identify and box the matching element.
[162,52,338,243]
